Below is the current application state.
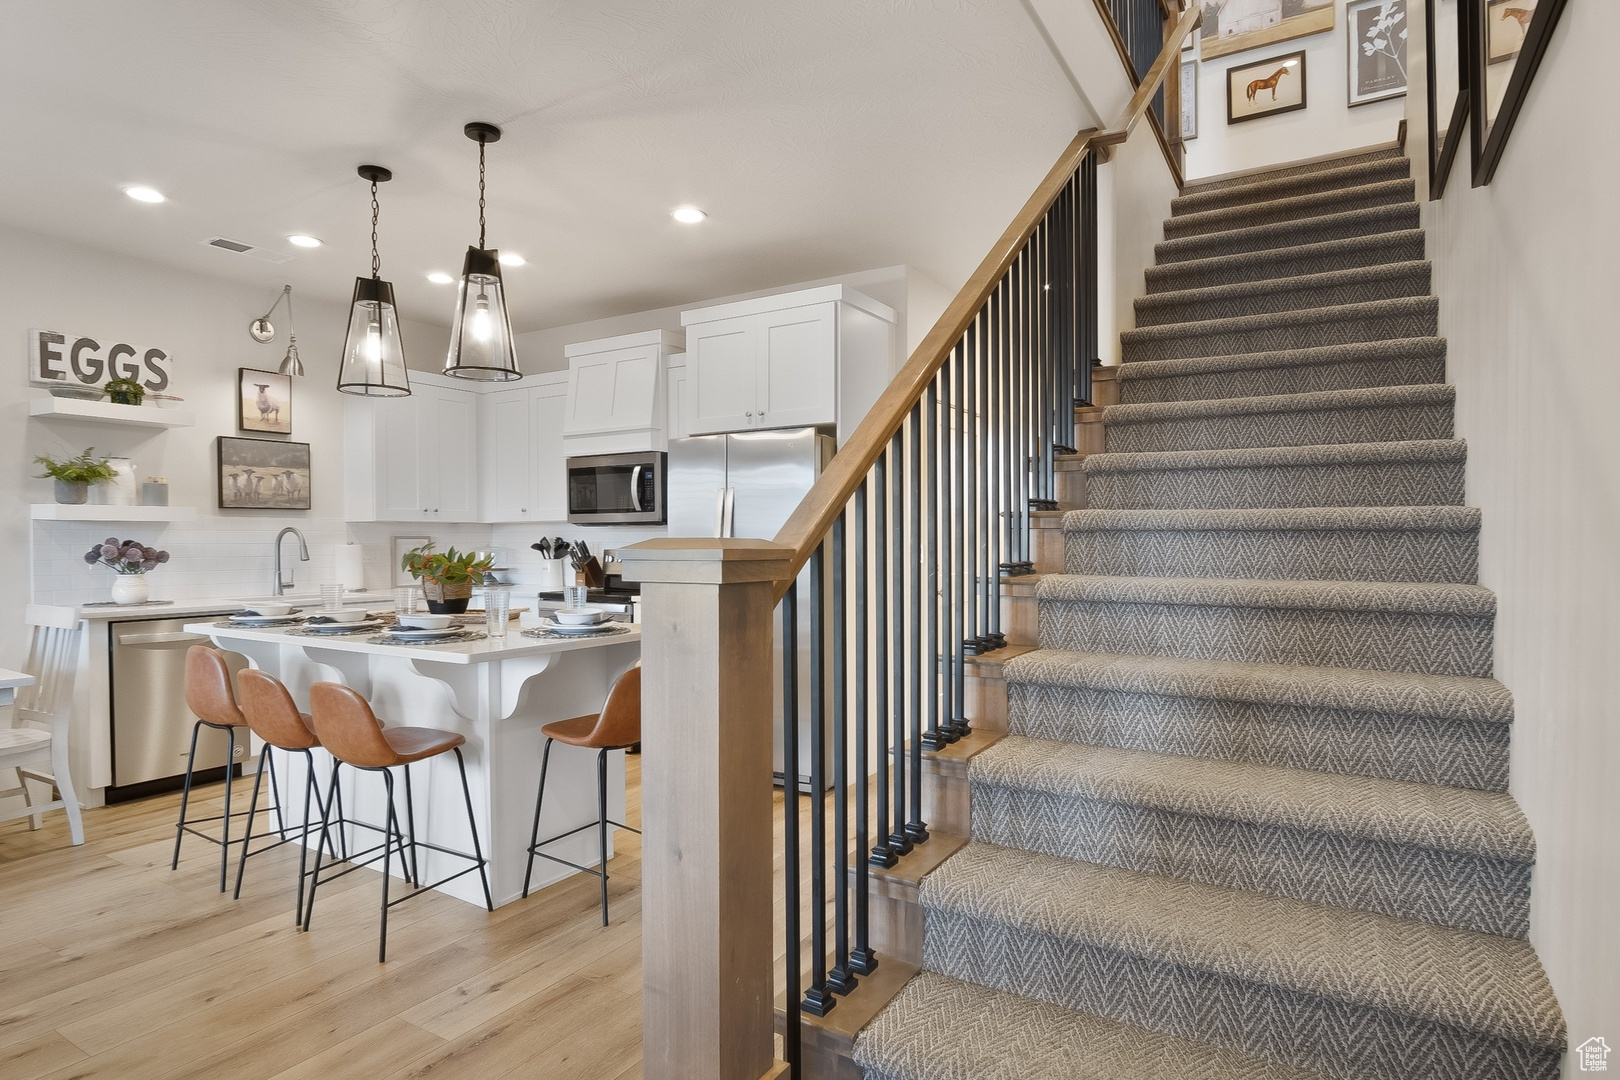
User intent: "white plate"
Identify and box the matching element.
[383,626,468,641]
[230,612,304,625]
[545,620,619,635]
[305,619,384,634]
[552,608,611,626]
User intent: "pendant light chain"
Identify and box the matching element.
[477,137,487,250]
[370,178,381,279]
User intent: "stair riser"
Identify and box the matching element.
[1038,600,1493,677]
[1146,232,1427,294]
[1135,268,1431,328]
[1121,303,1439,363]
[921,911,1561,1080]
[1064,525,1478,583]
[1164,181,1414,241]
[1084,458,1466,510]
[1104,399,1453,454]
[1117,354,1446,405]
[1156,204,1420,265]
[1172,159,1412,217]
[1007,681,1510,791]
[970,786,1530,937]
[1182,149,1403,196]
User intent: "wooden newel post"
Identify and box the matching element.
[620,538,795,1080]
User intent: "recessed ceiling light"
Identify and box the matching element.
[426,271,454,284]
[287,234,322,248]
[125,186,166,203]
[671,206,706,224]
[497,252,526,267]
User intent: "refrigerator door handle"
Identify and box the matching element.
[723,487,736,538]
[713,487,727,538]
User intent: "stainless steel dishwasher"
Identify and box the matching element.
[108,615,248,803]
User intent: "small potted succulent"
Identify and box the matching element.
[104,377,146,406]
[35,447,118,504]
[84,537,170,605]
[401,544,493,614]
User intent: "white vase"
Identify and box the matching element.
[110,575,149,606]
[89,458,138,506]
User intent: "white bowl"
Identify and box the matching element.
[553,608,610,626]
[396,614,454,630]
[323,609,369,624]
[248,602,294,617]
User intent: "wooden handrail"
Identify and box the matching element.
[769,5,1200,594]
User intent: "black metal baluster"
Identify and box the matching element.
[851,480,877,972]
[950,341,970,738]
[987,280,1006,651]
[963,316,981,657]
[1081,153,1098,409]
[887,430,912,858]
[905,403,928,844]
[869,451,895,869]
[827,516,856,996]
[803,545,834,1017]
[781,582,803,1061]
[923,376,947,753]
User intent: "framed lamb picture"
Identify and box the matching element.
[217,436,311,510]
[1226,50,1306,124]
[238,368,292,434]
[1347,0,1409,106]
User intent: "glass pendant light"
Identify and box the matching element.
[337,165,411,397]
[444,122,521,381]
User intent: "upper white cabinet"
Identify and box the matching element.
[479,373,569,523]
[666,354,691,441]
[349,375,483,523]
[562,329,682,452]
[681,285,895,442]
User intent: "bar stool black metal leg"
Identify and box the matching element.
[293,751,315,926]
[521,737,555,899]
[266,748,286,841]
[402,762,420,886]
[455,748,494,912]
[380,769,398,964]
[596,747,610,926]
[232,743,271,899]
[171,720,203,871]
[303,759,341,932]
[331,770,349,860]
[218,726,237,892]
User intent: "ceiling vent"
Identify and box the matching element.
[199,236,295,264]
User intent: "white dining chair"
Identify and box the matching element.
[0,628,85,845]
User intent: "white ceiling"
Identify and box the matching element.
[0,1,1090,333]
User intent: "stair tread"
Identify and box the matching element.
[1062,505,1480,534]
[1121,296,1438,347]
[922,842,1565,1048]
[1172,157,1411,217]
[971,735,1532,860]
[1164,179,1414,239]
[1179,147,1403,196]
[1135,261,1431,322]
[854,970,1330,1080]
[1004,649,1512,723]
[1144,230,1427,293]
[1118,336,1445,379]
[1104,383,1454,425]
[1036,574,1494,617]
[1082,437,1466,475]
[1155,203,1419,264]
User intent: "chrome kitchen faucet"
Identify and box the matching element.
[272,526,310,596]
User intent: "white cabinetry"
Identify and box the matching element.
[666,354,691,441]
[561,329,682,453]
[681,285,895,442]
[345,372,482,523]
[479,372,568,523]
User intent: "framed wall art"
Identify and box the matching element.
[1486,0,1535,65]
[1180,58,1199,140]
[217,436,310,510]
[1200,0,1333,61]
[238,368,291,434]
[391,535,431,587]
[1471,0,1567,185]
[1347,0,1409,106]
[1226,50,1307,124]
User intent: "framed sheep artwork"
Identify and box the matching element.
[218,436,311,510]
[238,367,292,434]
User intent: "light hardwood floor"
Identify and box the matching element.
[0,757,657,1080]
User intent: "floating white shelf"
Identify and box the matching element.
[29,397,195,428]
[30,504,197,523]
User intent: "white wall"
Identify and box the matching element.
[2,222,461,671]
[1422,1,1620,1064]
[1097,131,1183,364]
[1184,3,1405,180]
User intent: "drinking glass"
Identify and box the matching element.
[319,583,344,611]
[392,585,418,617]
[563,584,589,610]
[484,586,512,640]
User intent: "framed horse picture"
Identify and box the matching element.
[238,368,292,434]
[1226,50,1307,124]
[217,436,311,510]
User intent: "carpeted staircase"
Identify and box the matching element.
[850,148,1565,1079]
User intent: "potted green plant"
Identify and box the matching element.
[104,377,146,406]
[400,544,494,614]
[34,447,118,504]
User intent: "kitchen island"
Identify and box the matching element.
[186,617,641,908]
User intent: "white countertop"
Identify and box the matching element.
[0,668,35,691]
[186,619,640,665]
[25,593,380,628]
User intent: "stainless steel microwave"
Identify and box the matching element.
[566,451,666,525]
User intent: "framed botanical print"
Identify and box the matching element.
[1226,50,1307,124]
[1347,0,1409,106]
[238,368,292,434]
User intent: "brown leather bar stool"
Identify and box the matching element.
[522,662,642,925]
[174,646,281,892]
[303,681,493,962]
[233,669,347,920]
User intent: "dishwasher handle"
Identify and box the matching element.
[115,631,213,647]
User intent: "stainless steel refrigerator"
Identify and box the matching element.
[667,428,834,789]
